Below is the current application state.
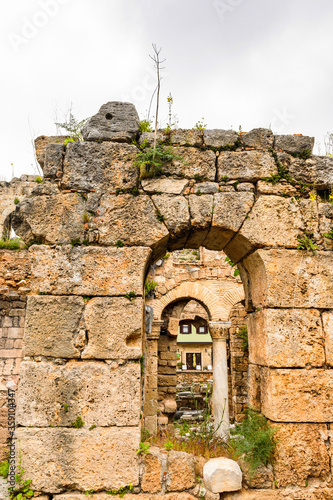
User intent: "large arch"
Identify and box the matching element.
[153,281,244,321]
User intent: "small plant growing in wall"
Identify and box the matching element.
[8,449,34,500]
[229,408,277,476]
[323,228,333,240]
[155,208,165,223]
[125,291,137,301]
[225,256,240,276]
[296,234,319,254]
[35,176,43,184]
[71,416,84,428]
[136,442,150,455]
[139,119,153,133]
[14,197,20,205]
[164,440,173,451]
[194,118,207,131]
[145,279,158,297]
[106,484,134,497]
[115,239,125,248]
[237,325,248,352]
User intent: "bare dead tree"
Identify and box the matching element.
[149,44,166,154]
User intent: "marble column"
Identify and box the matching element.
[209,321,231,436]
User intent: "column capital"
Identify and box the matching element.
[147,320,164,340]
[209,321,231,340]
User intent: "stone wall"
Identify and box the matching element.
[2,102,333,497]
[0,176,38,239]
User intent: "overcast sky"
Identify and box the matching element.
[1,0,333,181]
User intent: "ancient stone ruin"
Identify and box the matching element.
[0,101,333,499]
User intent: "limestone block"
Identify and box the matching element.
[272,423,330,487]
[15,426,140,493]
[24,296,84,358]
[82,297,143,359]
[62,142,139,193]
[167,450,196,491]
[240,462,273,489]
[139,128,203,147]
[29,245,151,296]
[82,101,140,142]
[248,308,325,367]
[260,367,333,422]
[241,128,273,149]
[323,311,333,366]
[141,446,162,493]
[205,192,254,250]
[152,194,190,241]
[274,134,315,155]
[141,178,189,194]
[98,194,169,250]
[34,135,68,169]
[218,151,277,182]
[44,143,65,179]
[195,182,219,194]
[242,250,333,309]
[236,182,255,192]
[319,202,333,219]
[247,364,261,411]
[12,193,86,245]
[162,147,216,181]
[257,180,297,196]
[240,196,318,250]
[288,155,333,190]
[203,457,242,493]
[223,487,333,499]
[203,129,239,148]
[187,194,213,247]
[54,494,197,500]
[16,360,140,427]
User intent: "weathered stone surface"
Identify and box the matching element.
[139,129,204,148]
[205,192,254,250]
[236,182,254,192]
[247,364,261,412]
[16,360,140,427]
[272,423,330,487]
[24,296,84,358]
[141,178,189,194]
[12,193,86,245]
[162,147,216,181]
[141,446,162,493]
[167,450,196,491]
[323,311,333,366]
[248,308,325,368]
[195,182,219,194]
[260,367,333,422]
[242,250,333,309]
[62,142,139,192]
[29,245,151,296]
[288,155,333,190]
[223,487,333,499]
[204,129,239,148]
[82,101,140,142]
[274,134,315,154]
[203,458,242,493]
[187,194,213,246]
[98,194,169,250]
[82,297,143,359]
[240,462,273,489]
[218,151,277,182]
[257,180,297,196]
[240,196,313,250]
[44,143,65,179]
[54,494,198,500]
[15,427,140,492]
[152,194,190,241]
[242,128,273,149]
[35,135,68,169]
[319,203,333,219]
